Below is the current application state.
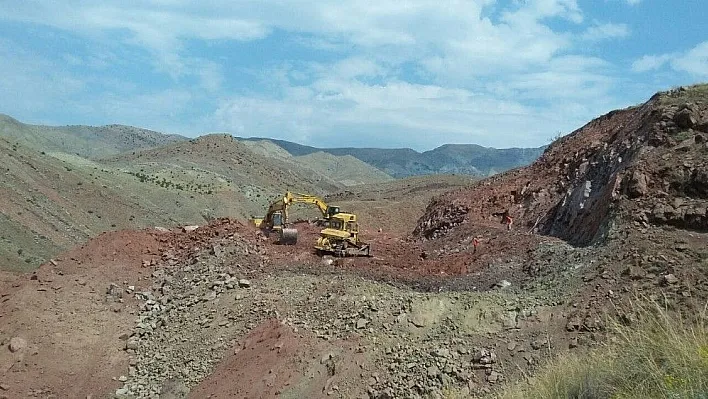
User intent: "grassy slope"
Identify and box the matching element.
[495,302,708,399]
[294,152,394,186]
[0,114,187,159]
[99,134,348,207]
[239,139,395,186]
[0,136,267,271]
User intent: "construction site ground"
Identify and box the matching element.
[1,86,707,399]
[3,211,704,399]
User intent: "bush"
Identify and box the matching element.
[498,300,708,399]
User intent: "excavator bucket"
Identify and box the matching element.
[279,228,298,245]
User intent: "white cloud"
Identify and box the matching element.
[632,41,708,78]
[0,0,640,148]
[581,23,630,41]
[672,41,708,78]
[212,63,595,150]
[0,39,86,118]
[631,54,672,73]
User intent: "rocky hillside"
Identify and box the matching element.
[101,134,347,200]
[239,137,545,177]
[0,135,262,272]
[414,84,708,245]
[0,114,187,158]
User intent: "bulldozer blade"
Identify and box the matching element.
[345,245,371,257]
[279,228,298,245]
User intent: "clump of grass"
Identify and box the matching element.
[498,300,708,399]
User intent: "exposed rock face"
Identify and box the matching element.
[414,84,708,245]
[627,171,649,198]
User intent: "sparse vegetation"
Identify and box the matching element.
[660,83,708,106]
[495,301,708,399]
[125,170,216,194]
[674,130,694,142]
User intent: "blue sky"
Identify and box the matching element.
[0,0,706,150]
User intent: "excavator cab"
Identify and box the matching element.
[271,211,284,229]
[326,206,341,218]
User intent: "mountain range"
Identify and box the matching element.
[238,137,546,177]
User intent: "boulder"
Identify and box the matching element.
[674,108,696,129]
[8,337,27,353]
[627,171,649,198]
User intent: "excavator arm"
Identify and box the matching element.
[253,191,342,246]
[284,191,340,220]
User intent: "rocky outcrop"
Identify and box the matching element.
[414,84,708,244]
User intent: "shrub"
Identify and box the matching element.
[497,300,708,399]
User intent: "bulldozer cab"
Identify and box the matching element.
[327,213,358,235]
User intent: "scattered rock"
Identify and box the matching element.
[530,339,547,350]
[125,338,139,351]
[623,265,646,280]
[662,274,679,285]
[238,279,252,288]
[486,370,502,383]
[410,315,426,328]
[356,319,369,329]
[565,316,581,332]
[106,283,122,300]
[182,225,199,232]
[473,349,497,366]
[432,348,450,358]
[8,337,27,353]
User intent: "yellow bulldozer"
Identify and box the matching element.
[315,212,371,257]
[251,191,343,245]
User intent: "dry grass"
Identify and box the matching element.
[659,83,708,106]
[496,300,708,399]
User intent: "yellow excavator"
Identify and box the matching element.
[282,191,342,224]
[315,212,371,257]
[252,191,342,245]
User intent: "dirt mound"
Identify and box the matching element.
[0,219,255,399]
[414,84,708,245]
[189,319,307,399]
